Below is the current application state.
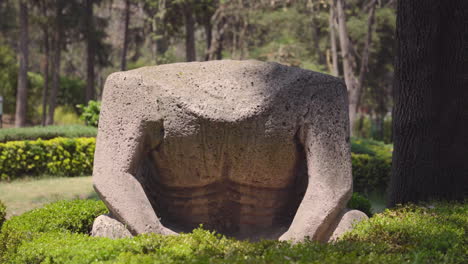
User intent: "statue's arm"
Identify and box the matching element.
[93,73,175,235]
[280,83,352,242]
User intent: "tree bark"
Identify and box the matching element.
[46,1,63,125]
[207,3,226,61]
[389,0,468,206]
[184,3,196,62]
[41,4,50,126]
[204,18,212,61]
[328,0,339,76]
[85,0,95,102]
[121,0,130,70]
[15,0,29,127]
[335,0,376,135]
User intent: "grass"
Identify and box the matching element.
[0,176,96,218]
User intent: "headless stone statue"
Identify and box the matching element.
[91,60,367,242]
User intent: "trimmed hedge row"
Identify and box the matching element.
[0,125,97,142]
[0,137,95,181]
[0,137,392,194]
[0,199,466,263]
[0,201,5,229]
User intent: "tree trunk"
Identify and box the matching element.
[204,19,212,61]
[85,0,95,102]
[121,0,130,70]
[184,4,196,62]
[41,20,50,126]
[335,0,376,135]
[389,0,468,206]
[15,0,29,127]
[329,0,339,76]
[46,2,63,125]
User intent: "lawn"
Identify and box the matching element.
[0,176,96,218]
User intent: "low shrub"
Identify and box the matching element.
[0,137,95,181]
[0,200,465,263]
[0,201,5,229]
[0,125,97,142]
[347,193,372,216]
[0,136,391,195]
[0,199,107,262]
[77,100,101,127]
[351,153,391,194]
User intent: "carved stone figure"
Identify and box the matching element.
[92,60,367,242]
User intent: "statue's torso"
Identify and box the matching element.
[129,61,334,238]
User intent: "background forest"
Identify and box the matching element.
[0,0,396,142]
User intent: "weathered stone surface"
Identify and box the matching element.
[327,210,368,242]
[93,59,361,242]
[91,214,132,239]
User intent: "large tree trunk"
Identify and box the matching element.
[46,2,63,125]
[121,0,130,70]
[389,0,468,206]
[85,0,95,102]
[15,0,29,127]
[184,4,196,62]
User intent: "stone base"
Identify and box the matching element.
[91,214,132,239]
[327,209,368,242]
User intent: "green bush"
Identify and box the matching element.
[0,125,97,142]
[0,200,107,262]
[0,137,95,181]
[77,100,101,127]
[1,200,465,264]
[0,201,5,229]
[347,193,372,216]
[351,138,392,194]
[0,135,391,195]
[351,153,391,194]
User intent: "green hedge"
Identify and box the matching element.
[0,199,465,264]
[0,201,5,229]
[0,125,97,142]
[0,200,107,262]
[0,137,392,195]
[0,137,95,181]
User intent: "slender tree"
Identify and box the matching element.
[15,0,29,127]
[121,0,131,70]
[39,0,51,126]
[46,0,64,125]
[85,0,96,102]
[335,0,377,134]
[184,1,196,61]
[328,0,339,76]
[389,0,468,206]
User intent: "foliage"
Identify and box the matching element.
[0,201,5,229]
[350,138,392,194]
[77,100,101,127]
[58,76,86,111]
[0,45,18,116]
[0,199,107,262]
[53,106,83,125]
[343,202,467,263]
[0,200,466,264]
[0,135,391,195]
[0,125,96,142]
[347,193,372,217]
[351,153,391,194]
[0,137,95,181]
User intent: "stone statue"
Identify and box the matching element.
[91,60,367,242]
